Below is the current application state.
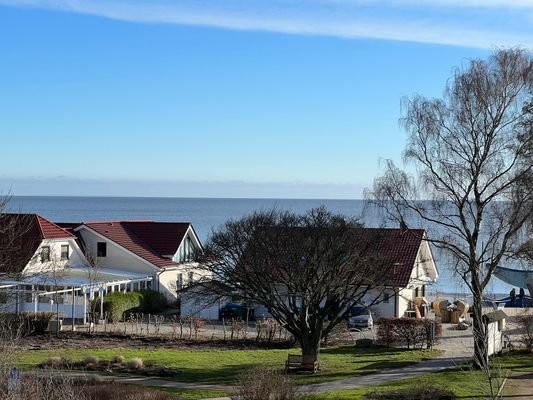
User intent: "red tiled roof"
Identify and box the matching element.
[0,214,74,273]
[82,221,191,269]
[36,215,76,239]
[122,222,191,256]
[359,228,426,287]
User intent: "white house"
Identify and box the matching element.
[180,227,438,321]
[0,214,209,322]
[358,228,438,318]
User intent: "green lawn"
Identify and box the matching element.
[18,345,438,385]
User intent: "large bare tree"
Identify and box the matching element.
[370,49,533,369]
[201,208,391,359]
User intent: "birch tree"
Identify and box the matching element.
[370,49,533,369]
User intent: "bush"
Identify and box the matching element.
[517,313,533,352]
[377,318,441,349]
[127,357,144,370]
[18,312,55,335]
[83,356,100,366]
[367,385,456,400]
[111,355,125,365]
[41,356,72,369]
[103,292,144,322]
[232,366,302,400]
[140,290,168,314]
[103,291,168,322]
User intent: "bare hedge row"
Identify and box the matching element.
[377,318,442,349]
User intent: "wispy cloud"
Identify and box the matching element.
[0,0,531,48]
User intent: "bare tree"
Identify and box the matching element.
[369,49,533,369]
[201,208,392,359]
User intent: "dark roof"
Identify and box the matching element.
[0,214,75,274]
[81,221,192,269]
[483,310,507,323]
[358,228,427,287]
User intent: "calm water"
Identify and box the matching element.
[6,196,513,294]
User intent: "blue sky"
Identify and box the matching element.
[0,1,529,199]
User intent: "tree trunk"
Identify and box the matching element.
[300,333,321,359]
[471,284,488,370]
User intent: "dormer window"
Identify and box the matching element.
[97,242,107,257]
[41,246,51,262]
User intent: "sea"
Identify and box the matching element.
[6,196,515,296]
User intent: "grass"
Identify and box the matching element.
[17,345,439,385]
[159,387,231,400]
[310,352,533,400]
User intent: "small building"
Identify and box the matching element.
[483,309,507,356]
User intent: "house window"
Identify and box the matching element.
[421,285,426,297]
[60,245,69,260]
[188,271,194,283]
[97,242,107,257]
[383,292,390,304]
[41,246,51,262]
[25,285,33,303]
[177,273,183,289]
[185,237,193,261]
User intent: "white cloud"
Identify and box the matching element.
[0,0,531,48]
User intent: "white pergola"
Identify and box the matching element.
[0,267,153,325]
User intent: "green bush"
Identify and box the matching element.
[103,290,168,322]
[140,290,168,313]
[103,292,143,322]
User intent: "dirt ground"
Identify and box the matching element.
[20,330,296,351]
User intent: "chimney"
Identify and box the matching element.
[400,218,408,234]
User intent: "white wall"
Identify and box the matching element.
[180,289,228,320]
[362,288,396,318]
[487,322,504,356]
[157,264,213,302]
[22,238,86,277]
[76,227,157,275]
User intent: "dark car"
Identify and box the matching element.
[219,303,255,321]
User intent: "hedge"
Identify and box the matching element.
[377,317,442,349]
[102,290,168,322]
[0,312,55,336]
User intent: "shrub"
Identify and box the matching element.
[127,357,144,370]
[516,313,533,352]
[140,290,168,314]
[232,366,301,400]
[42,356,72,369]
[367,385,456,400]
[377,318,441,349]
[103,292,144,322]
[20,312,55,335]
[83,356,100,366]
[111,355,125,365]
[103,291,167,322]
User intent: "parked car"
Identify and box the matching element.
[219,303,255,321]
[347,306,373,329]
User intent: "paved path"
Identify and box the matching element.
[502,370,533,400]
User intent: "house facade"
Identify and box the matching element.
[0,214,209,321]
[180,227,438,321]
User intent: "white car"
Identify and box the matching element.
[348,306,373,329]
